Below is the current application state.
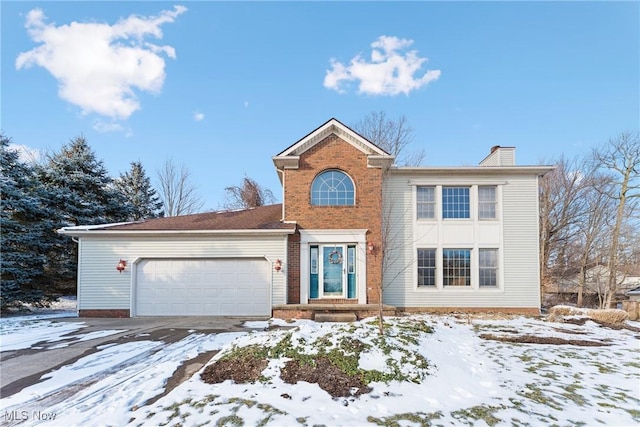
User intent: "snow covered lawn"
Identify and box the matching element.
[1,312,638,426]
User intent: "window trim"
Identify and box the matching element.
[417,248,437,287]
[478,186,497,220]
[414,247,502,290]
[479,248,499,288]
[442,186,471,220]
[416,186,436,220]
[442,248,471,287]
[310,169,355,206]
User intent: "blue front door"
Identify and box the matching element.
[322,246,344,296]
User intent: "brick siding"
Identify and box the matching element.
[79,309,130,318]
[284,134,383,304]
[287,232,301,303]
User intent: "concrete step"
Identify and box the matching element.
[314,312,357,323]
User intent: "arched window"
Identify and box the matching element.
[311,170,355,206]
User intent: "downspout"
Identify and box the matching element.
[73,236,81,316]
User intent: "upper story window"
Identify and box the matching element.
[311,170,355,206]
[478,186,497,219]
[442,187,470,219]
[417,186,436,219]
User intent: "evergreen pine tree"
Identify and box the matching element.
[116,161,164,220]
[1,135,52,309]
[38,136,133,291]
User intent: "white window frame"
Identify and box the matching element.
[478,186,497,220]
[417,248,437,287]
[416,186,436,220]
[310,169,356,206]
[413,248,503,291]
[479,248,499,287]
[442,186,471,220]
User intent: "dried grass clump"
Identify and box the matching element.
[548,305,629,324]
[589,309,629,324]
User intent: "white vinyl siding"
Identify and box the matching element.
[383,173,541,309]
[76,235,287,312]
[501,177,541,305]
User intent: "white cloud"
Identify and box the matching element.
[193,112,204,121]
[93,120,124,133]
[16,6,187,120]
[8,143,41,163]
[324,35,441,96]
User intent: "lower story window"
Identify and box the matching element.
[479,249,498,287]
[443,249,471,286]
[417,249,436,287]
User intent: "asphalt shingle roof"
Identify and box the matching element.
[101,204,294,231]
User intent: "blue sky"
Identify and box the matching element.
[2,1,638,211]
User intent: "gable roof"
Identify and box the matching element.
[58,204,296,236]
[273,118,395,171]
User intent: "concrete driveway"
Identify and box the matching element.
[0,316,266,399]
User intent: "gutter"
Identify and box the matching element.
[57,228,297,237]
[391,165,556,176]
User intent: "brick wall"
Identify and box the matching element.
[284,134,383,304]
[287,232,301,303]
[79,309,130,318]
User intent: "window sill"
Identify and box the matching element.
[415,286,503,292]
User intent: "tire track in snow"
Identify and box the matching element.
[2,333,225,427]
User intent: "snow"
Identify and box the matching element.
[0,297,123,352]
[1,313,638,426]
[58,222,135,233]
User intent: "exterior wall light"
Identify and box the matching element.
[274,259,282,272]
[116,259,127,273]
[367,242,374,254]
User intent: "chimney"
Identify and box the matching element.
[480,146,516,166]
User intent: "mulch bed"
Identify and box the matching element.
[200,354,371,398]
[201,354,268,384]
[281,357,371,398]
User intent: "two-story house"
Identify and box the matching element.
[59,118,553,318]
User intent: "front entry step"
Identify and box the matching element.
[314,312,357,323]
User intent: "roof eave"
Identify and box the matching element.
[57,228,297,237]
[390,165,556,176]
[272,155,300,170]
[276,118,390,159]
[368,155,395,169]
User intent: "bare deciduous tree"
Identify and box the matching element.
[353,111,425,166]
[223,175,275,210]
[591,131,640,307]
[157,159,204,217]
[539,156,593,298]
[575,174,614,306]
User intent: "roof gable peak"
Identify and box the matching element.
[276,118,390,158]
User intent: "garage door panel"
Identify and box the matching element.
[187,273,203,283]
[136,259,270,316]
[219,304,237,315]
[187,288,202,297]
[253,288,269,299]
[203,288,219,298]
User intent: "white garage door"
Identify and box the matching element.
[135,259,270,316]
